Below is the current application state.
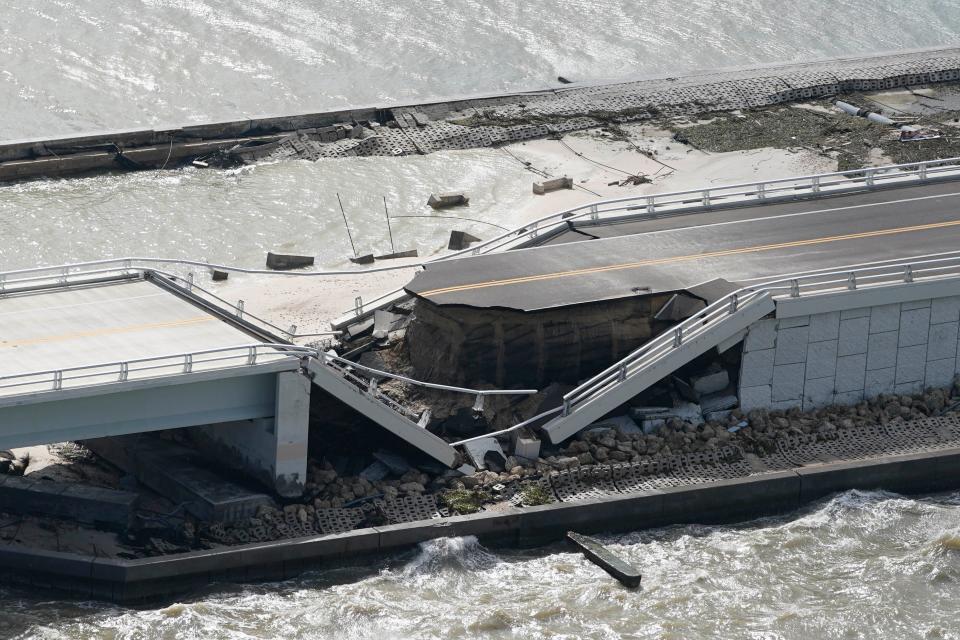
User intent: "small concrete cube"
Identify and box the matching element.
[775,326,810,366]
[895,344,926,384]
[898,307,930,348]
[838,316,869,357]
[866,331,898,371]
[870,304,900,334]
[772,362,806,401]
[864,367,895,398]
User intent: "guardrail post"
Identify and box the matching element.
[119,362,129,382]
[865,169,875,186]
[472,394,485,413]
[617,364,627,382]
[728,293,739,314]
[646,196,656,216]
[919,163,928,180]
[186,272,194,292]
[757,183,766,200]
[904,265,914,283]
[673,327,683,347]
[237,300,245,319]
[247,346,257,365]
[288,324,297,337]
[183,354,193,373]
[52,370,62,391]
[0,274,5,293]
[590,204,598,221]
[702,190,711,207]
[354,296,363,317]
[790,279,800,297]
[123,259,132,272]
[59,266,68,285]
[847,272,857,290]
[367,378,378,395]
[811,176,821,193]
[562,398,571,417]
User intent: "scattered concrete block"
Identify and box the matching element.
[567,531,641,588]
[532,176,573,195]
[211,269,229,281]
[462,437,506,471]
[349,253,375,265]
[372,310,408,339]
[359,461,390,482]
[513,437,541,460]
[427,192,469,209]
[690,370,729,395]
[373,451,413,475]
[700,392,737,414]
[447,230,481,250]
[266,252,315,271]
[374,249,419,260]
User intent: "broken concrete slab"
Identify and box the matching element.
[691,370,730,395]
[584,415,642,436]
[372,450,413,475]
[372,309,409,340]
[349,254,375,265]
[447,230,481,250]
[211,269,229,281]
[513,437,542,460]
[266,252,315,271]
[700,392,738,414]
[532,176,573,195]
[462,437,506,471]
[0,476,139,531]
[359,461,390,482]
[428,192,469,209]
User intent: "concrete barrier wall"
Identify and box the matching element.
[739,293,960,411]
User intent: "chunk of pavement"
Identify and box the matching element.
[700,392,738,414]
[372,450,413,475]
[266,252,315,271]
[211,269,229,281]
[428,192,470,209]
[532,176,573,195]
[359,460,390,482]
[584,415,642,436]
[373,309,409,339]
[447,230,482,250]
[462,437,506,471]
[690,370,730,395]
[349,253,375,265]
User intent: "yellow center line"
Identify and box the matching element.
[420,219,960,298]
[0,316,214,348]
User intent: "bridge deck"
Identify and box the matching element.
[406,181,960,311]
[0,278,290,398]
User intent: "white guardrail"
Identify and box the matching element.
[1,156,959,329]
[555,253,960,423]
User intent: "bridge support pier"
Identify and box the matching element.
[195,371,310,498]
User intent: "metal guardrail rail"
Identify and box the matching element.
[541,252,960,442]
[1,157,958,329]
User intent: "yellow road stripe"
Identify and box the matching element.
[0,316,214,348]
[420,219,960,298]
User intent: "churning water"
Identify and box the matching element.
[4,490,960,639]
[3,2,960,637]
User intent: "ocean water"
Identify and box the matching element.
[3,2,960,637]
[4,490,960,639]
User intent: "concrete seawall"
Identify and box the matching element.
[2,46,959,182]
[3,445,960,603]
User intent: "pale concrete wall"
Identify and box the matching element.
[740,296,960,411]
[193,371,310,497]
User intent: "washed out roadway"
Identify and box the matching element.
[406,181,960,310]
